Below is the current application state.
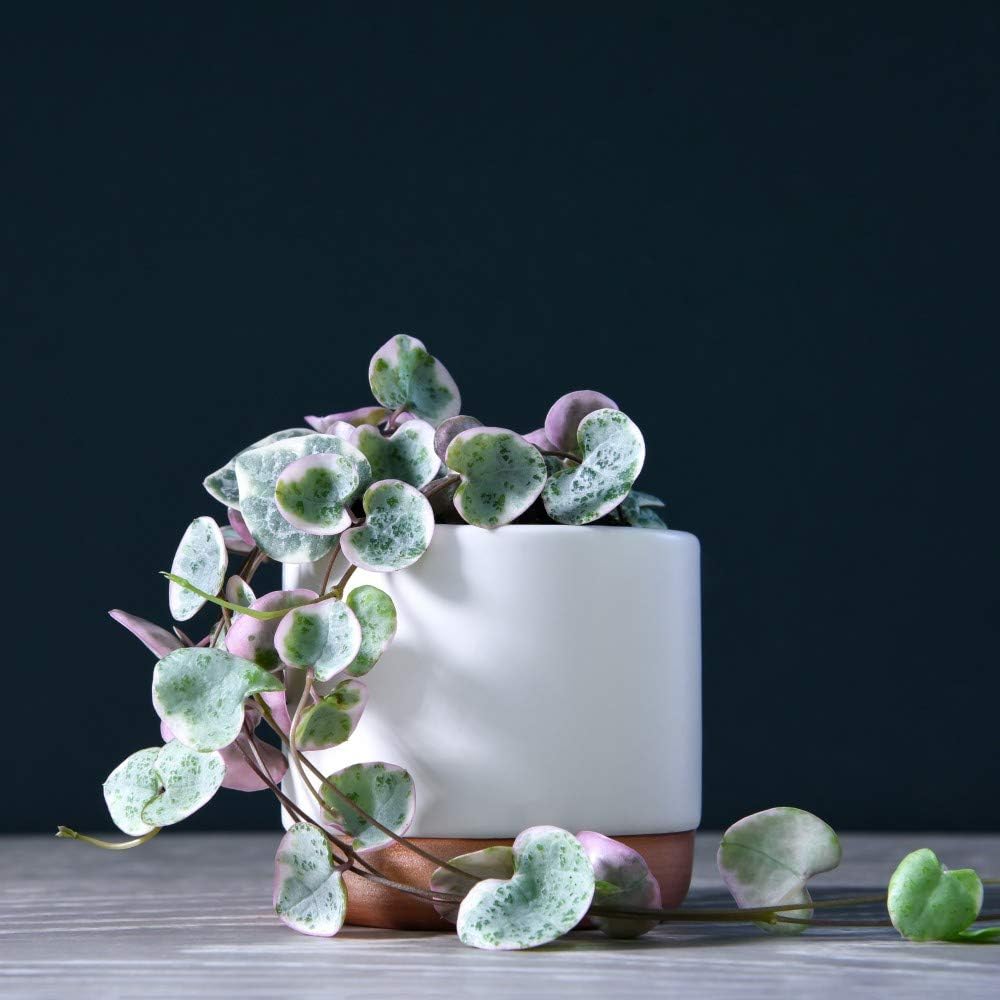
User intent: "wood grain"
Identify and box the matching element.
[2,833,997,999]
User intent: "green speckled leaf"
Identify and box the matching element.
[344,585,397,676]
[235,433,371,563]
[340,480,434,572]
[273,823,348,937]
[456,826,595,950]
[354,420,439,489]
[203,428,313,510]
[168,517,228,621]
[888,849,984,942]
[274,452,363,536]
[445,428,547,528]
[717,807,842,934]
[224,576,256,620]
[103,747,161,836]
[141,740,225,827]
[294,680,367,750]
[152,647,283,752]
[430,846,514,923]
[368,334,461,425]
[542,409,646,525]
[320,761,415,852]
[620,489,667,529]
[274,599,362,682]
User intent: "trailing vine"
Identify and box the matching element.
[60,334,997,949]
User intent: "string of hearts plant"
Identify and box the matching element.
[59,335,998,949]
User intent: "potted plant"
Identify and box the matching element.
[60,335,998,950]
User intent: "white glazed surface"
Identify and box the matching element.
[282,524,701,837]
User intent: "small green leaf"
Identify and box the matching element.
[344,585,397,676]
[294,680,368,750]
[619,489,667,529]
[340,480,435,572]
[354,420,439,489]
[430,846,514,923]
[141,740,226,827]
[445,427,547,527]
[274,452,364,536]
[955,926,1000,943]
[888,848,984,942]
[368,334,461,425]
[152,647,282,752]
[203,428,313,509]
[717,806,842,934]
[320,761,415,852]
[273,823,348,937]
[543,409,646,525]
[274,599,362,682]
[456,826,595,950]
[168,517,228,621]
[235,433,371,563]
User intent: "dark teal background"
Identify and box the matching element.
[6,3,999,832]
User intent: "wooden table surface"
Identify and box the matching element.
[2,832,997,999]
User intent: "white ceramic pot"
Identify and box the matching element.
[282,524,701,839]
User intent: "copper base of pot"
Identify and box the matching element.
[343,830,696,930]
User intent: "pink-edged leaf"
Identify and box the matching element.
[220,735,288,791]
[577,831,662,938]
[305,407,389,432]
[523,427,558,452]
[225,589,318,670]
[261,689,293,734]
[544,390,618,453]
[227,508,255,548]
[109,610,182,659]
[274,452,361,536]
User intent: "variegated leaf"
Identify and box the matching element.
[203,428,312,509]
[340,480,434,572]
[274,452,363,536]
[354,420,439,489]
[152,647,283,752]
[344,585,397,676]
[274,598,362,682]
[619,489,667,529]
[108,610,182,658]
[168,517,228,621]
[446,428,547,527]
[305,406,389,432]
[430,846,514,923]
[225,589,317,670]
[294,680,367,750]
[141,740,226,827]
[273,823,348,937]
[368,334,460,425]
[542,409,645,525]
[577,831,661,938]
[235,434,371,563]
[320,761,415,852]
[434,415,483,462]
[544,390,618,453]
[456,826,595,950]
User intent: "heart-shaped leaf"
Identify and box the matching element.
[103,747,161,836]
[888,848,984,942]
[220,734,288,792]
[235,434,371,563]
[340,480,434,572]
[430,846,514,923]
[446,428,547,527]
[168,517,228,621]
[141,740,226,827]
[103,741,225,835]
[225,589,318,670]
[109,610,182,658]
[274,599,362,681]
[320,761,415,852]
[273,823,348,937]
[544,390,618,453]
[344,585,397,676]
[224,576,256,619]
[619,489,667,529]
[294,680,368,750]
[354,420,439,489]
[456,826,596,950]
[152,647,283,752]
[542,409,645,525]
[368,334,461,425]
[227,508,255,548]
[306,406,389,432]
[274,452,365,536]
[717,807,842,934]
[577,831,662,938]
[434,415,483,462]
[203,428,313,509]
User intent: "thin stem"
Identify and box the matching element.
[288,670,329,815]
[332,563,356,596]
[774,915,891,927]
[56,826,161,851]
[319,542,342,593]
[422,474,460,499]
[589,893,890,922]
[385,406,408,432]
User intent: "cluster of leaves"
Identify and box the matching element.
[60,335,995,950]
